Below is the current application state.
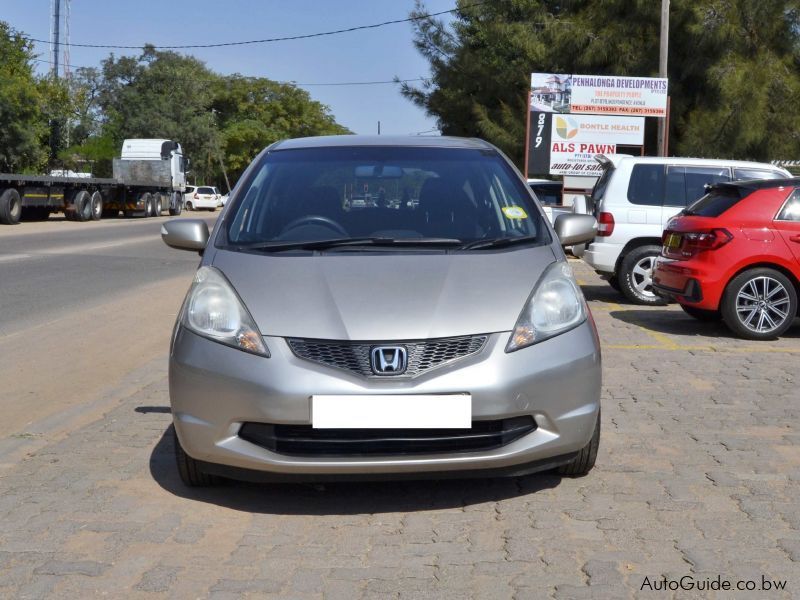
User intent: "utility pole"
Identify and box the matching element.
[657,0,669,156]
[49,0,62,164]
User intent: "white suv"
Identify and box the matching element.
[583,155,789,304]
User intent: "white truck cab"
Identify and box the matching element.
[120,139,187,193]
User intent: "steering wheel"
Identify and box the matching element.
[280,215,348,237]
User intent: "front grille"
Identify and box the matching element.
[239,416,536,456]
[287,335,488,378]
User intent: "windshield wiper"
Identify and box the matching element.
[231,237,462,252]
[458,236,540,250]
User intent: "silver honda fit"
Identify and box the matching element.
[162,135,601,486]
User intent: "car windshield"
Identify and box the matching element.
[222,146,547,251]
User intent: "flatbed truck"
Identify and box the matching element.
[0,139,188,225]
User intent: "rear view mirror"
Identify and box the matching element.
[161,219,209,252]
[553,214,597,246]
[354,165,403,179]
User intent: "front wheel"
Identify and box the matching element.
[720,268,797,340]
[174,427,223,487]
[169,192,182,216]
[680,304,721,321]
[619,245,668,305]
[558,409,600,477]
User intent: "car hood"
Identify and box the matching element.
[212,246,557,340]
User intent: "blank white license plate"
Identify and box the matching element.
[311,394,471,429]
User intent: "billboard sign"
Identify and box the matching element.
[548,114,644,176]
[530,73,668,117]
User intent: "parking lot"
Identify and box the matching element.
[0,250,797,599]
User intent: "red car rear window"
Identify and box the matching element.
[684,188,745,217]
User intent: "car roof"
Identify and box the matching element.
[601,154,783,170]
[270,135,494,151]
[712,177,800,193]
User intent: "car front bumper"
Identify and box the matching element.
[169,322,601,478]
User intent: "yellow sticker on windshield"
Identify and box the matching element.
[502,206,528,219]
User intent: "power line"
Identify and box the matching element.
[22,2,488,50]
[30,58,425,87]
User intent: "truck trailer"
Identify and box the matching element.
[0,139,188,225]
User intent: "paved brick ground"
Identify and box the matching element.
[1,260,798,598]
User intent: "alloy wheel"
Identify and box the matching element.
[735,276,791,334]
[631,255,657,299]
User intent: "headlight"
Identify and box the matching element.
[506,261,587,352]
[180,266,269,356]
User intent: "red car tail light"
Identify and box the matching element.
[193,192,199,199]
[680,228,732,256]
[597,212,615,236]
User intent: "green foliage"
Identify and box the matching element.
[212,76,350,182]
[404,0,800,165]
[0,21,47,172]
[0,25,349,183]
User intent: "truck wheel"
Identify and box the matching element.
[0,188,22,225]
[155,197,163,216]
[90,191,103,221]
[72,190,92,222]
[169,192,182,216]
[618,245,668,305]
[139,193,153,218]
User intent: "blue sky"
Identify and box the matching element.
[3,0,456,135]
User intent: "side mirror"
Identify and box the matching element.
[553,213,597,247]
[161,219,209,251]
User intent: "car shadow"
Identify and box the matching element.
[609,309,730,337]
[148,426,563,515]
[580,284,637,306]
[135,406,171,414]
[609,309,800,339]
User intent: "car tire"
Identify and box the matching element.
[173,427,223,487]
[186,201,194,211]
[90,191,103,221]
[619,245,667,305]
[720,268,798,340]
[0,188,23,224]
[140,193,153,218]
[72,190,92,222]
[558,409,600,477]
[169,192,182,216]
[680,304,721,321]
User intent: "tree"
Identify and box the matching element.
[95,46,221,182]
[212,75,350,182]
[403,0,800,165]
[0,21,48,172]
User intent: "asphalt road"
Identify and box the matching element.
[0,214,216,337]
[0,213,216,451]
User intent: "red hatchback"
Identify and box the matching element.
[652,179,800,340]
